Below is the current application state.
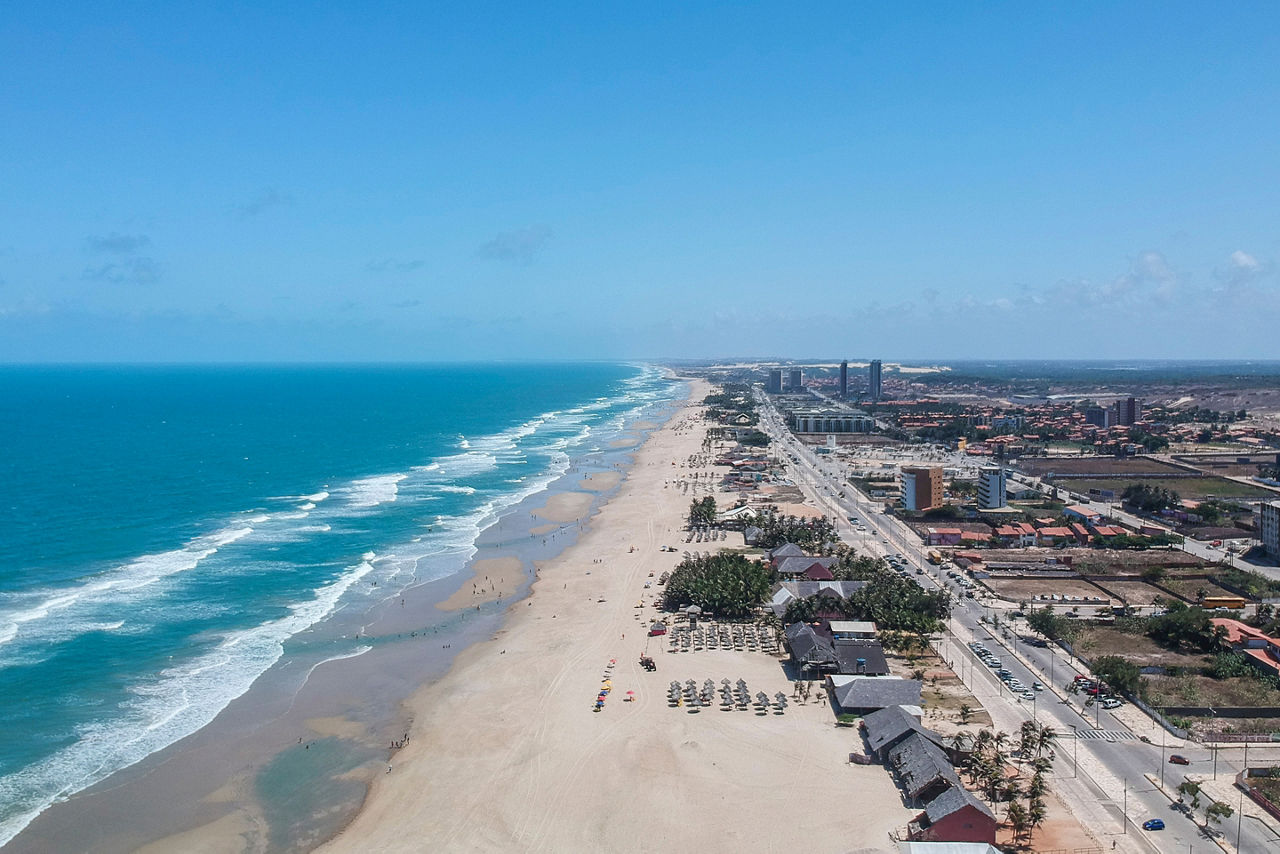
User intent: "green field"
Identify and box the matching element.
[1062,476,1273,501]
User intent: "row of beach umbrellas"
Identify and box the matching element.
[666,678,788,713]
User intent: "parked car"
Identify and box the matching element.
[1102,697,1123,709]
[1169,754,1190,765]
[1032,682,1044,691]
[1142,818,1165,831]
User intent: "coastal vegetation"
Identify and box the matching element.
[782,568,949,636]
[688,496,718,526]
[662,553,774,618]
[751,511,836,551]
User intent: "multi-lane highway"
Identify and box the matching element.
[754,394,1279,853]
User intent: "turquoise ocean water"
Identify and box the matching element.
[0,362,677,847]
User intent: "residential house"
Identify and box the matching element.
[927,528,963,547]
[1035,526,1074,546]
[1063,504,1102,524]
[1211,618,1280,678]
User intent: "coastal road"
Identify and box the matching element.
[755,395,1280,853]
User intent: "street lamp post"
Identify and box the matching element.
[1236,785,1244,852]
[1070,724,1078,778]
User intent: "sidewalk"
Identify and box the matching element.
[942,620,1157,854]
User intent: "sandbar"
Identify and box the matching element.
[435,556,525,612]
[530,491,594,523]
[578,471,621,492]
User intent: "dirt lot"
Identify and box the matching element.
[983,577,1113,606]
[992,547,1206,576]
[1063,476,1274,500]
[1159,577,1241,603]
[1075,552,1206,575]
[1074,625,1209,670]
[1092,579,1168,606]
[1173,452,1277,475]
[885,648,993,731]
[1016,456,1186,476]
[1144,672,1280,708]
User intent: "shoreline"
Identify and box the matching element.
[5,378,686,854]
[319,377,916,853]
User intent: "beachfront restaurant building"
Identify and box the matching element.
[827,675,922,715]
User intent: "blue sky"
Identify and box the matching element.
[1,2,1278,361]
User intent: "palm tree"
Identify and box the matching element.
[1019,720,1038,757]
[1027,796,1048,842]
[1005,800,1029,843]
[1035,726,1056,760]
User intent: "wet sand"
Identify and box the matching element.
[435,557,525,612]
[530,491,594,523]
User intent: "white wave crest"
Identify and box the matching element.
[0,525,255,650]
[0,558,375,849]
[344,474,407,509]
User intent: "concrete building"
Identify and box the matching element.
[869,359,883,400]
[791,409,875,433]
[766,368,783,394]
[1262,500,1280,560]
[788,368,803,391]
[839,360,849,397]
[976,466,1006,510]
[1084,406,1115,428]
[1113,396,1143,426]
[901,466,943,511]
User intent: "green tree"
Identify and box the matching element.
[1178,780,1202,812]
[688,496,718,526]
[1205,800,1234,831]
[662,553,774,618]
[1005,800,1029,843]
[1091,655,1141,695]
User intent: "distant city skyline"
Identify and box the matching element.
[1,4,1277,362]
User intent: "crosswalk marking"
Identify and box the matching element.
[1073,729,1137,742]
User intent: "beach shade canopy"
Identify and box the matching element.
[684,605,702,615]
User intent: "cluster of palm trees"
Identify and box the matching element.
[964,722,1055,847]
[661,553,774,619]
[752,511,837,551]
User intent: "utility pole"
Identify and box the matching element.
[1160,725,1166,788]
[1123,778,1127,834]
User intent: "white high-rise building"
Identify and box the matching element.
[1262,500,1280,560]
[977,465,1007,510]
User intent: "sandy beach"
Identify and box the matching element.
[435,557,526,612]
[321,380,913,854]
